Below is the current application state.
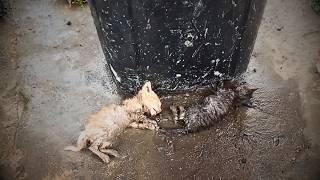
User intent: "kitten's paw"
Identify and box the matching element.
[146,123,159,130]
[153,124,160,131]
[148,120,160,130]
[100,149,120,158]
[100,154,111,163]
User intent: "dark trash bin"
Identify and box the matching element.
[0,0,9,17]
[88,0,266,94]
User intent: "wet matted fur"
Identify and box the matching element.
[165,81,257,133]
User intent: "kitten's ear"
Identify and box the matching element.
[247,88,258,97]
[142,81,152,93]
[249,88,258,93]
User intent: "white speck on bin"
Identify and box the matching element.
[214,71,223,77]
[110,65,121,82]
[184,40,193,47]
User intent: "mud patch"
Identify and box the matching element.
[43,170,73,180]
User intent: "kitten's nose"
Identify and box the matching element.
[150,109,157,116]
[150,107,162,116]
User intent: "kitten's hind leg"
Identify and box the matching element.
[99,142,121,157]
[88,143,110,163]
[100,149,120,157]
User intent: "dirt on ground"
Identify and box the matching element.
[0,0,320,179]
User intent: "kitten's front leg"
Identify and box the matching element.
[178,106,186,120]
[129,119,159,130]
[170,105,179,122]
[170,105,186,124]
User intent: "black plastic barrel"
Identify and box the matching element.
[88,0,266,94]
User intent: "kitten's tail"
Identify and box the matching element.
[64,131,88,152]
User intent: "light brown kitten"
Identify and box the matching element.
[64,82,162,163]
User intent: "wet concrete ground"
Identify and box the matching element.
[1,0,320,179]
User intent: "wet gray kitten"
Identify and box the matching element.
[162,81,257,133]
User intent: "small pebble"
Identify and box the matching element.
[240,158,247,164]
[66,21,72,26]
[295,146,302,153]
[277,27,283,31]
[217,131,223,137]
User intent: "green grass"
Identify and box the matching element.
[71,0,87,7]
